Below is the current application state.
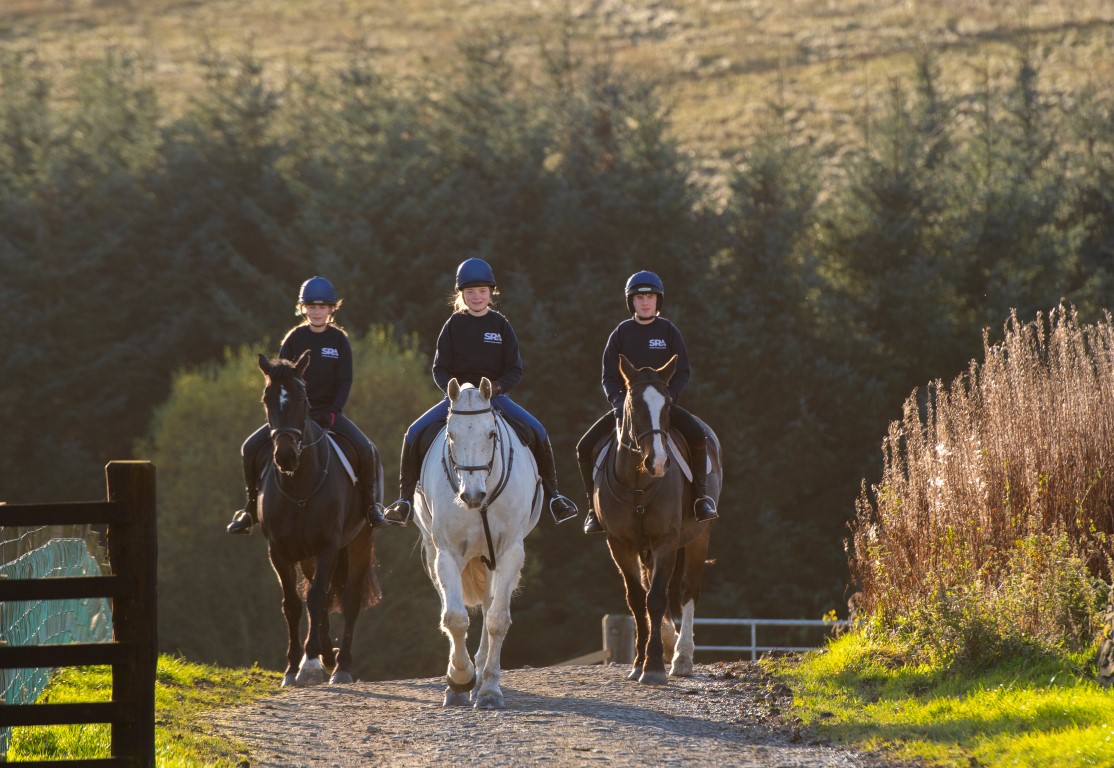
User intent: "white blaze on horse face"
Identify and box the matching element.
[279,386,289,411]
[641,385,669,476]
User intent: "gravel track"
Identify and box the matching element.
[214,661,898,767]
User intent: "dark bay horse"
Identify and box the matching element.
[595,354,721,684]
[256,352,381,686]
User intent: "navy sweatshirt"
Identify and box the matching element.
[279,324,353,418]
[601,317,691,409]
[432,310,524,394]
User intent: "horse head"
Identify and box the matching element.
[259,351,312,476]
[618,354,677,477]
[446,377,498,509]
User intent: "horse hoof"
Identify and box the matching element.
[639,670,669,685]
[281,673,298,688]
[329,669,354,684]
[474,691,505,710]
[626,666,643,682]
[670,659,694,678]
[443,687,471,707]
[295,667,326,686]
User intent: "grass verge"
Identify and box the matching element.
[6,654,278,765]
[771,632,1114,767]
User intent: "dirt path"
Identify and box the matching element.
[214,662,894,767]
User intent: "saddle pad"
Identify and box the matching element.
[326,434,358,485]
[592,433,708,483]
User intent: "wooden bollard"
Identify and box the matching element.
[602,614,635,665]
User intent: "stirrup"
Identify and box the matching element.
[548,494,578,524]
[694,496,718,522]
[226,509,254,535]
[383,498,413,527]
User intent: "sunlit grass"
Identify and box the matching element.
[4,0,1112,159]
[773,632,1114,767]
[6,655,277,765]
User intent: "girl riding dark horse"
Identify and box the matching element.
[256,352,381,686]
[226,276,387,534]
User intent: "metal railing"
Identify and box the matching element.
[694,617,852,660]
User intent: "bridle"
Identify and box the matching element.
[442,400,513,572]
[620,381,672,456]
[446,405,499,476]
[266,377,330,505]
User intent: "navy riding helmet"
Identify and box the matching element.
[625,270,664,314]
[455,257,497,290]
[298,276,340,307]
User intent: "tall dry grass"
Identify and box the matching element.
[849,306,1114,662]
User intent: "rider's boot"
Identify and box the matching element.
[578,458,604,534]
[361,481,387,529]
[227,486,259,534]
[538,439,578,524]
[690,438,718,522]
[383,440,418,526]
[358,445,387,529]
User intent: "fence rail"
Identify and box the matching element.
[0,461,157,767]
[693,617,852,660]
[565,614,852,666]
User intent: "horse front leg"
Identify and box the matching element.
[434,549,474,706]
[474,543,524,710]
[296,548,338,686]
[269,551,302,688]
[640,546,678,685]
[608,541,649,681]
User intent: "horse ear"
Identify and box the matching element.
[294,349,311,378]
[658,354,678,384]
[480,378,492,400]
[447,378,461,402]
[619,354,637,386]
[258,354,271,375]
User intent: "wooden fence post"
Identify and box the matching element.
[602,614,635,665]
[106,461,157,767]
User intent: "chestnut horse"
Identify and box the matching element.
[594,354,721,684]
[256,352,381,687]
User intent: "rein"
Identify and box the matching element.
[441,404,513,572]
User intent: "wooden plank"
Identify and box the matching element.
[0,575,122,602]
[0,701,123,727]
[0,501,125,527]
[0,642,130,669]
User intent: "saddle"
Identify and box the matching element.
[416,410,536,457]
[590,429,720,484]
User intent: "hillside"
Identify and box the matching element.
[4,0,1113,162]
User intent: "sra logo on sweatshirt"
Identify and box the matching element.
[483,332,503,344]
[322,347,340,358]
[649,339,667,349]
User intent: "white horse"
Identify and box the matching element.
[415,377,543,710]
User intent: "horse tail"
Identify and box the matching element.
[461,557,489,607]
[325,527,382,611]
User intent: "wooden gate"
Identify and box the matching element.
[0,461,157,767]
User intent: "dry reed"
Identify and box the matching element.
[849,306,1114,660]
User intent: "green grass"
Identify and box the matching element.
[3,0,1113,159]
[6,655,278,766]
[771,632,1114,767]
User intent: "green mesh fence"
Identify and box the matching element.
[0,528,112,755]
